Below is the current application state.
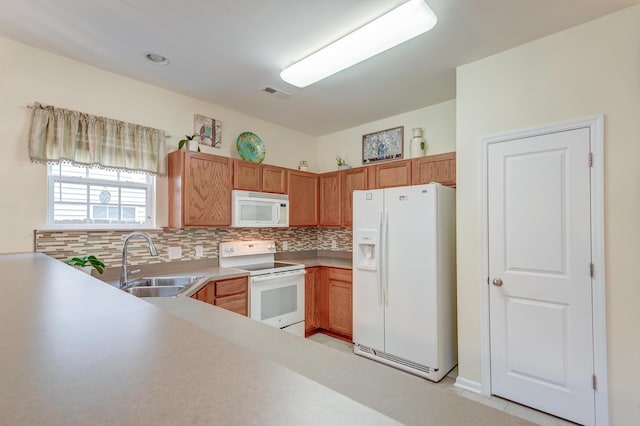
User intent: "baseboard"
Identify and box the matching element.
[454,376,482,394]
[307,327,353,343]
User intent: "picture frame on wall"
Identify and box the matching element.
[362,126,404,164]
[194,114,222,148]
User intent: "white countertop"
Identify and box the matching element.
[0,253,532,425]
[0,253,396,425]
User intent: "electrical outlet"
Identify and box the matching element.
[331,239,337,249]
[168,246,182,260]
[195,245,204,258]
[282,241,288,251]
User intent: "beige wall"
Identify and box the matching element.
[316,99,456,172]
[0,37,316,253]
[456,5,640,424]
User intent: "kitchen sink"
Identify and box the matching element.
[122,275,204,297]
[126,276,204,287]
[124,286,185,297]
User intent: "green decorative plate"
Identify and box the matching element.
[236,131,266,163]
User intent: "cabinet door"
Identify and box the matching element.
[318,267,352,339]
[215,293,247,316]
[233,159,261,191]
[327,268,353,337]
[304,267,319,334]
[372,160,411,189]
[261,165,287,194]
[288,170,318,226]
[319,172,341,226]
[411,152,456,187]
[215,276,248,316]
[183,152,232,227]
[191,281,215,304]
[341,167,368,226]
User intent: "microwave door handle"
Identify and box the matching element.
[276,204,280,224]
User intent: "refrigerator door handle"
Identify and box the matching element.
[383,209,390,306]
[377,210,384,305]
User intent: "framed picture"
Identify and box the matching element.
[194,114,222,148]
[362,126,404,164]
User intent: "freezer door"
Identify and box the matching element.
[383,185,439,367]
[352,189,385,350]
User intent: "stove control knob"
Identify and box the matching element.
[268,245,275,251]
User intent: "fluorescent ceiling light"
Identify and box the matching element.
[280,0,437,88]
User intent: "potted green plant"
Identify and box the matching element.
[178,134,200,152]
[336,155,351,170]
[64,255,106,275]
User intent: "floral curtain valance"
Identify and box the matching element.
[28,102,167,176]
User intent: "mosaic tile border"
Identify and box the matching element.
[35,227,352,268]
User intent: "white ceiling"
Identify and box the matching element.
[1,0,637,136]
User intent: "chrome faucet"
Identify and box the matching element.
[119,232,158,289]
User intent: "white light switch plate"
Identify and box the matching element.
[282,241,288,251]
[168,246,182,260]
[195,245,204,258]
[331,239,337,249]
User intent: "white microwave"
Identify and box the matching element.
[231,190,289,227]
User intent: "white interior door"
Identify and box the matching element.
[488,128,595,425]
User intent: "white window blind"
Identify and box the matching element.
[47,163,155,228]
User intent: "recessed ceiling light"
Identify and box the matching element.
[145,52,170,66]
[280,0,437,88]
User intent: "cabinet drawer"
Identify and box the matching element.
[215,292,247,315]
[215,277,247,296]
[328,268,352,282]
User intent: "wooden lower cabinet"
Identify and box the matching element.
[315,267,353,341]
[192,276,248,316]
[304,267,319,335]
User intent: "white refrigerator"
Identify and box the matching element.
[352,183,457,382]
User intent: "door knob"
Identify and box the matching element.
[492,278,503,287]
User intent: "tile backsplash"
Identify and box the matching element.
[35,227,352,268]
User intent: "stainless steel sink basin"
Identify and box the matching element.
[122,275,204,297]
[124,286,185,297]
[127,276,204,287]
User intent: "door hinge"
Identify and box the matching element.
[592,374,597,390]
[589,152,593,167]
[487,277,490,285]
[590,263,594,278]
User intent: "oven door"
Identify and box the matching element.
[250,270,305,330]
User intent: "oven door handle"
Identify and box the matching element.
[250,269,306,282]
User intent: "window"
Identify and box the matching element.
[47,163,155,228]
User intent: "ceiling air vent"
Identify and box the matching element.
[259,86,291,100]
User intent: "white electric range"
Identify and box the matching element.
[219,240,306,336]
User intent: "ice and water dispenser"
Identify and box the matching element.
[355,230,378,271]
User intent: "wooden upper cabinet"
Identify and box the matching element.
[370,160,412,189]
[233,160,287,194]
[318,172,341,226]
[168,151,232,228]
[411,152,456,187]
[261,165,287,194]
[288,170,318,226]
[340,167,368,227]
[233,159,261,191]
